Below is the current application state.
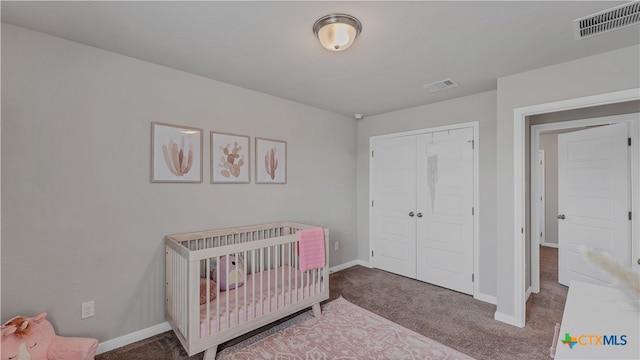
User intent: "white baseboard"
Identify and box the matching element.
[473,292,497,305]
[494,311,523,328]
[541,242,558,248]
[329,259,371,273]
[96,321,171,355]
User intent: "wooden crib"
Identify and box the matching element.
[165,222,329,359]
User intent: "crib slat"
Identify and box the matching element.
[251,247,256,321]
[224,257,229,332]
[280,244,284,308]
[215,257,220,333]
[267,246,272,312]
[234,252,239,327]
[274,245,284,310]
[294,241,299,302]
[259,247,264,318]
[287,242,291,305]
[205,256,211,337]
[242,250,248,325]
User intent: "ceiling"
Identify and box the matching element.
[2,1,639,118]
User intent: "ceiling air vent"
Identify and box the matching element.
[422,78,458,92]
[573,1,640,39]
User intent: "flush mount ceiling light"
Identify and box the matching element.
[313,13,362,51]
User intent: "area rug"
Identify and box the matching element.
[217,296,475,359]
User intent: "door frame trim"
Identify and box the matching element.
[537,149,546,247]
[530,114,637,295]
[511,88,640,328]
[369,121,481,299]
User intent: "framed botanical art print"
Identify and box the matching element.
[255,137,287,184]
[211,131,250,184]
[151,122,203,183]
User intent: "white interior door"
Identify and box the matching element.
[558,123,630,287]
[416,128,474,295]
[371,135,417,278]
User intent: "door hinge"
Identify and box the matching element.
[629,137,632,146]
[471,207,474,215]
[521,227,524,234]
[629,211,632,220]
[371,250,374,257]
[372,150,374,157]
[472,273,475,282]
[372,200,374,207]
[468,139,475,149]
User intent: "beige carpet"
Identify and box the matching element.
[97,246,567,360]
[217,296,474,359]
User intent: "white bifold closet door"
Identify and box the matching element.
[372,127,474,295]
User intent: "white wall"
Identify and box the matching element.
[356,91,498,299]
[495,45,640,320]
[1,24,357,341]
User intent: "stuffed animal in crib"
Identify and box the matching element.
[1,312,98,360]
[211,255,245,291]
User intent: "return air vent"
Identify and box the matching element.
[573,1,640,39]
[422,78,458,92]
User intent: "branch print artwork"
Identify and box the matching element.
[151,122,202,183]
[256,138,286,184]
[162,137,194,177]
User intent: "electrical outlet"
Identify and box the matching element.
[81,301,95,319]
[334,242,339,251]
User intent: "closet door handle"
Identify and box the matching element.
[409,212,415,217]
[557,214,566,220]
[416,212,423,218]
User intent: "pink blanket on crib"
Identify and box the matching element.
[297,227,325,271]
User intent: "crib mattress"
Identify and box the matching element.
[199,265,323,336]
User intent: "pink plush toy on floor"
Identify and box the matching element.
[1,312,98,360]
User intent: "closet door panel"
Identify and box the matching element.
[371,135,417,279]
[416,128,474,295]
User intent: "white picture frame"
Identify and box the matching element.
[151,122,203,183]
[211,131,250,184]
